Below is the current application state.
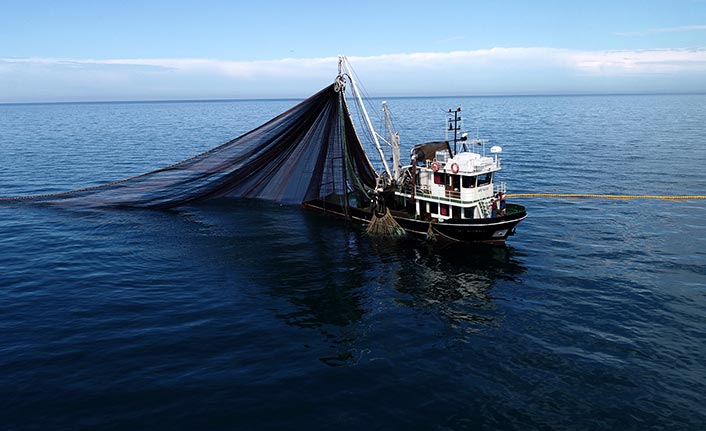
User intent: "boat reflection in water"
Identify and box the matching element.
[390,242,526,328]
[182,199,526,365]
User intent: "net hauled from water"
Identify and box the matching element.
[2,83,379,210]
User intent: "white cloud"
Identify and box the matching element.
[2,47,706,102]
[616,24,706,36]
[651,24,706,33]
[568,48,706,74]
[347,47,706,75]
[6,47,706,77]
[0,56,337,79]
[97,56,339,79]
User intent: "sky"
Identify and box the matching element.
[1,0,706,102]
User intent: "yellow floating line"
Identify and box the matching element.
[506,193,706,200]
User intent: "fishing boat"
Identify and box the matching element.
[2,56,526,243]
[302,57,527,243]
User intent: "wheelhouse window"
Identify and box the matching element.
[447,174,460,190]
[476,172,492,187]
[433,173,444,185]
[462,176,476,188]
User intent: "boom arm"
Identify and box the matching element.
[338,56,392,179]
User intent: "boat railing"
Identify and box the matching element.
[445,189,461,199]
[414,186,491,205]
[415,186,463,204]
[494,182,507,195]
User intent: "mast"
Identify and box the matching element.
[382,101,400,181]
[448,107,462,155]
[338,56,392,179]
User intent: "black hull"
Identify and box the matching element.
[302,200,527,243]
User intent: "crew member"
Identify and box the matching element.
[498,192,506,216]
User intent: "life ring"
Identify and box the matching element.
[431,161,441,172]
[450,162,459,174]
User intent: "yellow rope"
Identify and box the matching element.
[506,193,706,200]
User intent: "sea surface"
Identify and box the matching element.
[1,94,705,430]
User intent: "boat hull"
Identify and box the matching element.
[302,200,526,243]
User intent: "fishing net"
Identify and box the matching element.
[1,83,379,209]
[365,208,406,238]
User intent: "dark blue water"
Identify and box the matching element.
[1,95,705,430]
